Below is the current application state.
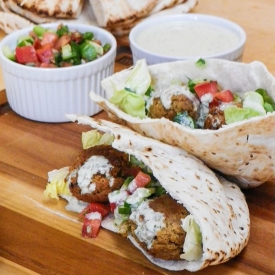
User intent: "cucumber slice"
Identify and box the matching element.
[2,45,16,61]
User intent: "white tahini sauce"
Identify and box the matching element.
[77,155,114,194]
[147,84,200,110]
[130,200,165,249]
[136,21,240,57]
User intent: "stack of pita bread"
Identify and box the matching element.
[0,0,198,35]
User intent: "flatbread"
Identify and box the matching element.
[106,0,198,36]
[90,0,158,28]
[0,0,197,35]
[0,11,34,33]
[3,0,84,24]
[69,115,250,272]
[0,0,97,33]
[90,59,275,187]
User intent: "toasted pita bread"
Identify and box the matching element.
[0,11,34,33]
[106,0,198,36]
[90,0,158,28]
[149,0,179,14]
[3,0,84,24]
[69,115,250,272]
[90,59,275,187]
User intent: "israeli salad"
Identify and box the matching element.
[3,24,111,68]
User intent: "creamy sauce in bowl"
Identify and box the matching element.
[135,21,240,58]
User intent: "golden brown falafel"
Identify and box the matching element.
[129,194,189,260]
[148,95,198,121]
[204,107,226,130]
[68,145,130,203]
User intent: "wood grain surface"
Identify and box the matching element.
[0,0,275,274]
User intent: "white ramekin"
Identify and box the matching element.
[0,23,117,122]
[129,14,246,65]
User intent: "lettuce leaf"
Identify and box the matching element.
[44,167,70,199]
[224,106,261,124]
[82,130,114,149]
[180,215,202,261]
[110,90,146,118]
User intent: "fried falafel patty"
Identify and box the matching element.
[147,85,199,121]
[67,145,130,203]
[204,106,226,130]
[129,194,189,260]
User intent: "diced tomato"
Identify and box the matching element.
[40,62,57,68]
[209,97,220,109]
[71,31,83,43]
[194,81,219,99]
[41,32,58,46]
[54,34,71,50]
[36,43,54,63]
[93,39,102,45]
[110,202,117,213]
[80,202,110,217]
[15,45,38,64]
[33,38,42,49]
[60,61,73,67]
[214,90,234,103]
[134,171,151,188]
[82,218,101,238]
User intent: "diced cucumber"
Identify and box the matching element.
[61,44,73,60]
[2,45,16,61]
[17,36,34,47]
[90,41,103,56]
[33,25,46,38]
[174,111,196,129]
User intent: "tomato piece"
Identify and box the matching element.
[40,62,57,68]
[54,34,71,50]
[33,38,42,49]
[71,31,83,43]
[15,45,38,64]
[135,171,151,188]
[41,32,58,46]
[36,43,54,63]
[80,202,110,217]
[110,202,117,213]
[194,81,219,99]
[82,218,101,238]
[214,90,234,102]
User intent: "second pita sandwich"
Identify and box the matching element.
[45,116,250,272]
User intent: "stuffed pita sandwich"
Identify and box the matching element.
[89,59,275,188]
[44,116,250,272]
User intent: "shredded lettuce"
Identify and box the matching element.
[44,167,70,199]
[180,215,202,261]
[109,59,151,118]
[82,130,114,149]
[110,90,146,118]
[124,59,151,95]
[224,106,261,124]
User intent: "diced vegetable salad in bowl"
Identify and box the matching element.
[3,24,111,68]
[0,23,117,122]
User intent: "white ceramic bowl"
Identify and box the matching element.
[0,23,117,122]
[129,14,246,65]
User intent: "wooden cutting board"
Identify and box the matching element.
[0,0,274,274]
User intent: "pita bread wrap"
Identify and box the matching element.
[90,59,275,188]
[67,115,250,272]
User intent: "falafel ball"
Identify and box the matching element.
[147,85,199,122]
[204,106,226,130]
[129,194,190,260]
[67,145,130,203]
